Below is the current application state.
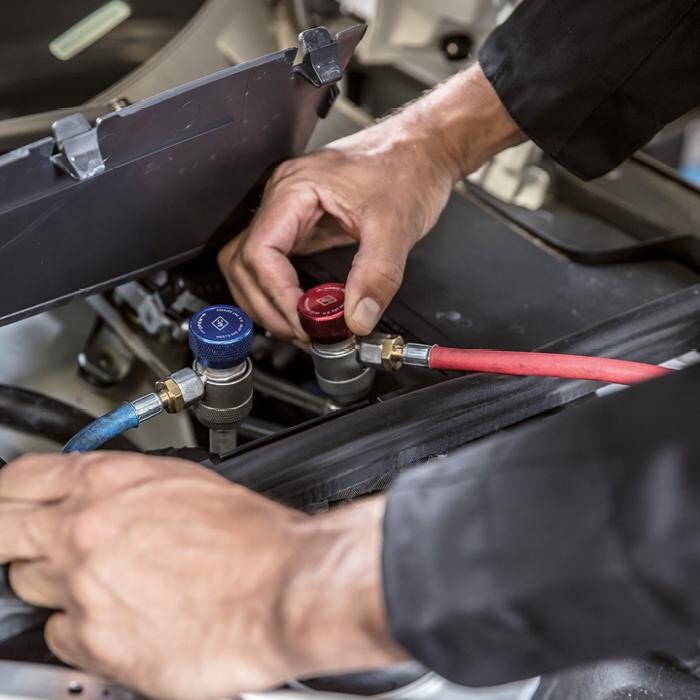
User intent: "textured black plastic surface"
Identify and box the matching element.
[300,189,699,351]
[0,25,365,327]
[534,658,700,700]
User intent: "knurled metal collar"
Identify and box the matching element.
[297,283,353,344]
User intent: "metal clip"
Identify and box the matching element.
[51,113,105,181]
[294,27,342,88]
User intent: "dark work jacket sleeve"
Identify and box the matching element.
[383,363,700,686]
[478,0,700,180]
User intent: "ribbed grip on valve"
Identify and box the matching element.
[297,283,352,344]
[188,305,253,369]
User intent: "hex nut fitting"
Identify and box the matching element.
[381,335,405,370]
[156,378,184,413]
[359,333,405,371]
[156,368,205,413]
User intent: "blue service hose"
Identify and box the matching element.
[62,403,139,453]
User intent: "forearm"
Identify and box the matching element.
[392,63,526,181]
[328,63,525,187]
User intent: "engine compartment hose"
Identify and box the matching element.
[0,384,138,451]
[428,346,672,384]
[62,403,139,453]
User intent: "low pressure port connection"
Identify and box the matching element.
[63,302,257,456]
[62,367,204,453]
[188,305,254,458]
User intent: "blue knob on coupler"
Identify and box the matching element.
[188,305,253,369]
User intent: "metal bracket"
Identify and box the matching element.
[50,113,105,181]
[294,26,342,88]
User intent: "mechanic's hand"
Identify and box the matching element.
[0,453,403,699]
[218,63,523,341]
[218,123,456,341]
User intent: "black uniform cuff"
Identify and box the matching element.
[478,0,700,180]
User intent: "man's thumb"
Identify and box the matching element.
[344,243,407,336]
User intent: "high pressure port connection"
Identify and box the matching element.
[298,283,672,397]
[359,335,672,384]
[63,305,255,456]
[297,283,374,405]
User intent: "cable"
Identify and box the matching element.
[0,384,137,451]
[62,403,139,453]
[253,368,329,415]
[428,346,671,384]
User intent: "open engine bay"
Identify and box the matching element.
[1,1,700,698]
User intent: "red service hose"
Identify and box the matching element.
[428,346,672,385]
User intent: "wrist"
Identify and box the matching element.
[393,62,525,182]
[279,496,407,679]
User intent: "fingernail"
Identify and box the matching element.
[352,297,381,334]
